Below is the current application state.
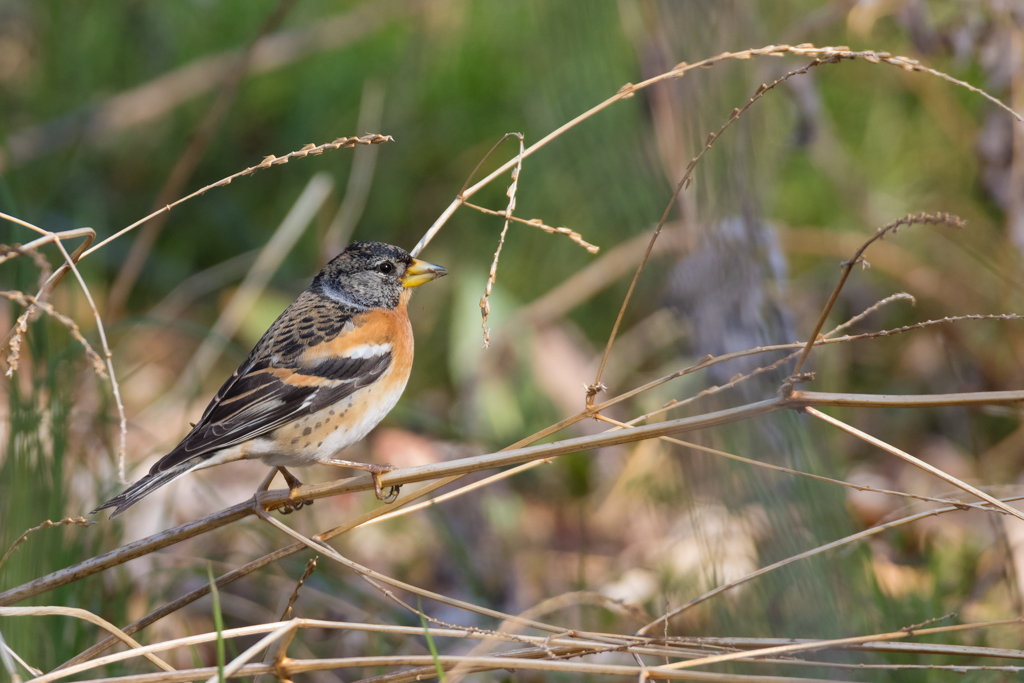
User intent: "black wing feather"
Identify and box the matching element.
[148,291,391,475]
[150,352,391,474]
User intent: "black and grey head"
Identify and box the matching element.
[313,241,447,309]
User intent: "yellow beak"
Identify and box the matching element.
[402,258,448,288]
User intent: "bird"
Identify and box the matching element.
[93,241,447,518]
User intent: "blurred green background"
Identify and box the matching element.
[3,1,1024,680]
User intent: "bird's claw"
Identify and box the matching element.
[278,498,313,515]
[368,464,399,503]
[275,467,313,515]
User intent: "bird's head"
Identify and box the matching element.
[314,241,447,309]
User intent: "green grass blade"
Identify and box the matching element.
[207,563,226,683]
[418,599,446,683]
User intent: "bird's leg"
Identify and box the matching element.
[256,471,299,511]
[255,468,278,493]
[324,459,400,503]
[277,467,313,513]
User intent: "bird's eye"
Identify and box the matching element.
[377,262,394,275]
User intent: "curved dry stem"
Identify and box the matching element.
[412,43,1019,258]
[0,606,175,672]
[0,517,96,572]
[790,212,965,378]
[0,291,106,379]
[82,134,391,258]
[589,56,837,405]
[464,201,599,253]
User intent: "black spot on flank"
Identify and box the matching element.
[303,427,312,436]
[317,442,322,447]
[304,442,311,448]
[291,438,298,445]
[325,418,331,424]
[301,315,315,323]
[329,410,335,415]
[315,422,322,429]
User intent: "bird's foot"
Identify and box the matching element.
[276,467,314,514]
[324,459,401,503]
[366,463,400,503]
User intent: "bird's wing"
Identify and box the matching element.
[149,298,391,474]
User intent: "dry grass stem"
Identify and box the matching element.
[9,387,1024,610]
[49,234,130,482]
[0,607,175,672]
[0,517,96,572]
[36,615,1024,683]
[663,618,1024,672]
[790,212,966,378]
[0,291,106,378]
[279,556,316,621]
[0,213,130,480]
[82,134,390,258]
[590,54,861,408]
[463,201,599,253]
[826,291,915,336]
[412,44,1020,260]
[598,310,1024,427]
[805,406,1024,521]
[480,133,524,347]
[0,629,38,680]
[594,414,978,509]
[255,508,566,635]
[680,636,1024,660]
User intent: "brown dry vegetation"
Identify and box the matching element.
[3,2,1024,682]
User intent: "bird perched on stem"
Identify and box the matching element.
[93,241,447,518]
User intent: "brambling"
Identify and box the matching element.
[93,241,446,518]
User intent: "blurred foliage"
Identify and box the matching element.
[2,1,1024,680]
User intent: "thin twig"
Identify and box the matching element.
[827,292,915,336]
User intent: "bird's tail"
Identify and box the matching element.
[91,458,199,519]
